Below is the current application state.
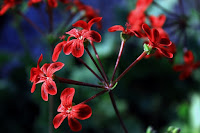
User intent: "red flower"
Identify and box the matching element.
[0,0,22,16]
[142,23,173,58]
[173,50,200,80]
[108,23,139,37]
[149,14,169,38]
[52,18,101,61]
[53,88,92,132]
[30,54,64,101]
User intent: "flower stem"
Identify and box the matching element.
[111,40,125,82]
[47,6,53,33]
[109,91,128,133]
[77,58,104,82]
[90,41,109,83]
[49,95,53,133]
[80,89,108,104]
[153,1,179,17]
[113,51,147,84]
[56,76,105,89]
[16,11,45,36]
[85,47,107,83]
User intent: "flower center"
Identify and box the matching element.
[67,107,72,113]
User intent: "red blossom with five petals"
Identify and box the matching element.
[173,50,200,80]
[53,88,92,132]
[52,18,101,61]
[0,0,22,16]
[30,54,64,101]
[142,23,173,58]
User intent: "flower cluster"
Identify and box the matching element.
[27,0,200,132]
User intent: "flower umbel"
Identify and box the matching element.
[30,54,64,101]
[53,88,92,132]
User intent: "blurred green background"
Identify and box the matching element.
[0,0,200,133]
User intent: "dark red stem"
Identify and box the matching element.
[85,47,107,83]
[90,41,109,83]
[80,89,108,104]
[16,11,45,35]
[111,40,125,82]
[77,58,104,82]
[113,51,147,84]
[109,91,128,133]
[56,76,105,89]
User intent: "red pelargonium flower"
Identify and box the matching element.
[0,0,22,16]
[73,0,102,29]
[142,23,173,58]
[52,19,101,61]
[30,54,64,101]
[108,23,139,37]
[53,88,92,132]
[149,14,169,38]
[173,50,200,80]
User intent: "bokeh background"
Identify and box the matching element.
[1,0,200,133]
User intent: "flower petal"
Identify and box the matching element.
[52,41,66,62]
[53,113,67,129]
[72,104,92,120]
[41,83,48,101]
[71,40,84,58]
[68,117,82,132]
[47,62,64,76]
[60,88,75,107]
[37,54,43,68]
[173,65,185,71]
[31,82,36,93]
[151,28,160,43]
[85,30,101,42]
[142,23,151,38]
[0,4,11,16]
[179,70,191,80]
[44,79,57,95]
[41,63,50,75]
[157,47,173,58]
[159,38,172,46]
[108,25,125,32]
[66,28,79,38]
[88,17,102,30]
[184,50,194,64]
[48,0,58,8]
[57,104,67,112]
[72,20,88,29]
[63,40,73,55]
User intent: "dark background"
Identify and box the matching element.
[1,0,200,133]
